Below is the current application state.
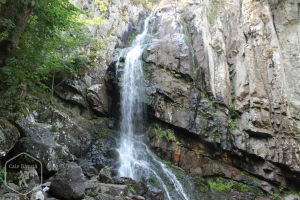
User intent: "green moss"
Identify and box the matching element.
[153,126,176,142]
[228,119,237,130]
[207,177,264,196]
[229,104,239,118]
[164,161,185,173]
[127,30,139,45]
[129,185,136,194]
[92,128,110,140]
[207,0,224,25]
[149,177,161,188]
[272,187,300,200]
[207,8,217,25]
[199,91,207,99]
[209,129,221,137]
[50,124,59,132]
[131,0,153,9]
[208,178,235,192]
[85,188,98,197]
[170,70,182,79]
[0,166,4,186]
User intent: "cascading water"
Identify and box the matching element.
[117,13,151,179]
[117,12,191,200]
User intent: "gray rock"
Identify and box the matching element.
[50,109,91,157]
[99,183,128,197]
[130,195,145,200]
[80,164,98,179]
[87,84,109,115]
[0,118,20,157]
[13,118,75,174]
[50,162,86,200]
[98,167,113,183]
[121,0,300,187]
[284,194,300,200]
[2,193,20,200]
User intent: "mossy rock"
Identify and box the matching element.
[0,118,20,157]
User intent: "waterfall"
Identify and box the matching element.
[117,14,151,179]
[117,12,191,200]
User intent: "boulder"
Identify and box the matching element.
[80,164,99,179]
[50,162,86,200]
[87,84,109,115]
[50,109,91,157]
[0,118,20,157]
[99,183,128,197]
[135,181,147,196]
[12,118,75,174]
[98,167,113,183]
[85,178,128,198]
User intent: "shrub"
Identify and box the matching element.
[154,126,176,142]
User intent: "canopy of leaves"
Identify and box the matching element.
[0,0,106,99]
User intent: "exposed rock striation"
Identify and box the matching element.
[110,0,300,190]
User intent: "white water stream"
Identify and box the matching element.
[117,12,191,200]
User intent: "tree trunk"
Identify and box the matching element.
[0,0,35,66]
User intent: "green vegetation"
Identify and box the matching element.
[85,188,98,197]
[131,0,153,9]
[0,0,107,111]
[153,126,176,142]
[207,0,224,25]
[164,160,185,173]
[170,70,181,79]
[272,187,300,200]
[207,8,217,25]
[229,104,239,118]
[0,166,4,186]
[208,177,235,192]
[228,119,237,130]
[207,177,264,196]
[128,31,138,45]
[149,177,161,188]
[129,185,137,193]
[93,128,111,140]
[199,91,207,99]
[50,124,59,132]
[228,104,239,130]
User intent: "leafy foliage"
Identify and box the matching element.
[208,177,235,192]
[229,104,239,118]
[153,126,176,142]
[131,0,153,9]
[228,119,237,130]
[207,177,264,196]
[0,0,106,108]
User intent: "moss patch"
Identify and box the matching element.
[207,177,264,196]
[0,166,4,186]
[153,126,176,142]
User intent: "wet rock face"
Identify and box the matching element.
[109,0,300,189]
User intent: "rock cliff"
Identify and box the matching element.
[111,0,300,192]
[1,0,300,199]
